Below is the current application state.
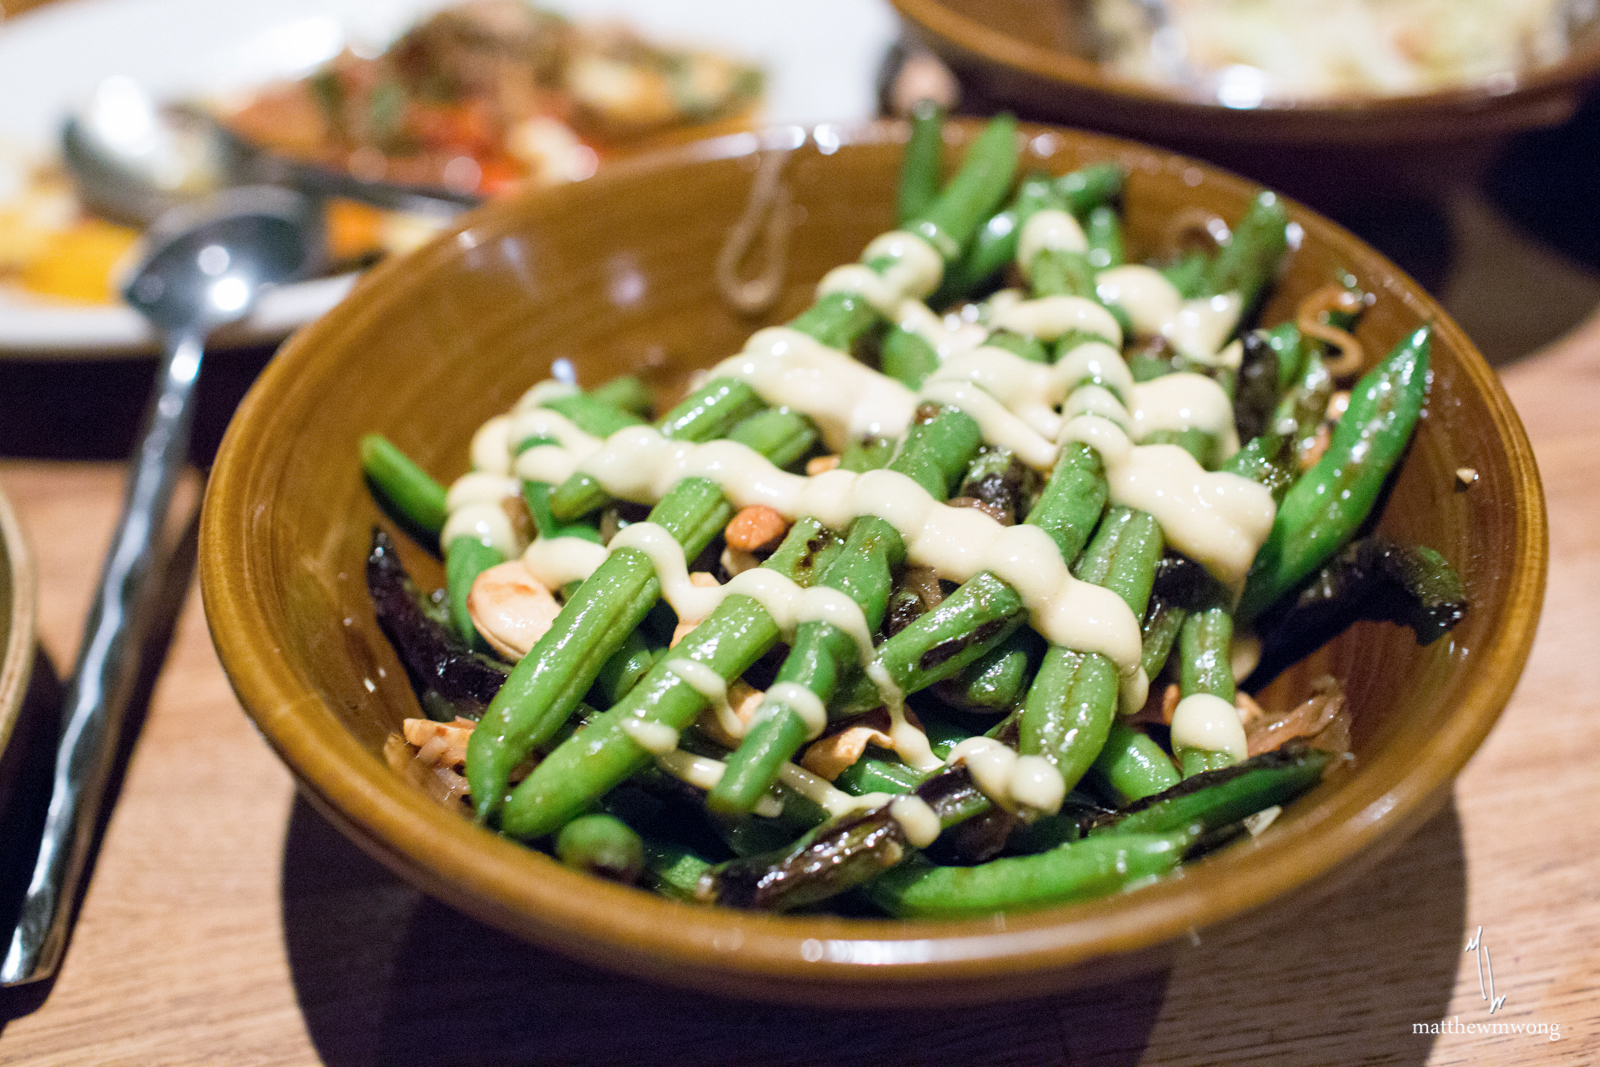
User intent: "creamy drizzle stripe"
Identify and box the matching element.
[1060,414,1274,591]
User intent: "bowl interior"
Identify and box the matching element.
[199,121,1545,1004]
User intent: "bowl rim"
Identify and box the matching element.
[198,119,1548,998]
[892,0,1600,122]
[0,483,37,761]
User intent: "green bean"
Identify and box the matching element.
[908,112,1019,261]
[937,627,1042,711]
[586,628,658,709]
[1085,204,1123,269]
[1179,607,1234,702]
[1019,507,1163,789]
[1201,191,1290,307]
[840,434,896,472]
[538,391,644,438]
[787,290,881,351]
[898,98,944,225]
[880,325,941,389]
[640,840,712,902]
[521,480,601,544]
[707,404,982,813]
[1172,605,1239,775]
[985,330,1049,364]
[360,433,447,537]
[938,174,1062,299]
[1092,721,1180,804]
[465,474,739,821]
[941,163,1125,300]
[1071,507,1164,613]
[548,376,767,520]
[444,535,503,647]
[1238,326,1431,622]
[1024,442,1110,561]
[555,813,644,882]
[1093,744,1331,838]
[1161,249,1211,298]
[721,406,820,469]
[865,830,1191,917]
[587,374,654,418]
[1056,162,1125,216]
[871,572,1027,697]
[1219,431,1297,504]
[1030,247,1097,300]
[499,517,845,838]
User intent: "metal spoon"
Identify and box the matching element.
[1,186,316,986]
[61,75,478,227]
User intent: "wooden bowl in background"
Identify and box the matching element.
[891,0,1600,207]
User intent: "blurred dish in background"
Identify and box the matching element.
[1,1,760,312]
[891,0,1600,210]
[0,0,896,355]
[1091,0,1594,104]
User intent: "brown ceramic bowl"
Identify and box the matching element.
[892,0,1600,204]
[199,120,1546,1005]
[0,484,37,761]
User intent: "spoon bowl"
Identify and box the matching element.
[124,185,319,332]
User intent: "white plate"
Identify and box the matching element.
[0,0,898,356]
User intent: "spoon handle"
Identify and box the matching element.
[2,329,205,986]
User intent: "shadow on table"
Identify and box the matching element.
[0,344,275,463]
[280,795,1466,1067]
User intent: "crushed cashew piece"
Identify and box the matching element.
[468,560,561,659]
[725,504,789,553]
[402,716,477,769]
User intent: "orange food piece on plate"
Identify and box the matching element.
[20,218,139,303]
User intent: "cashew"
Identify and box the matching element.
[468,559,562,660]
[725,504,789,553]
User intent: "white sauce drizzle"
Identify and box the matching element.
[1016,208,1088,280]
[774,763,938,847]
[817,230,943,315]
[520,536,608,590]
[1094,265,1244,363]
[662,658,739,739]
[656,750,784,818]
[1129,372,1241,457]
[990,295,1122,346]
[470,416,515,476]
[711,327,918,450]
[947,736,1066,814]
[1060,415,1275,592]
[1231,633,1263,682]
[888,795,942,848]
[514,379,579,412]
[440,472,522,556]
[621,718,679,755]
[763,682,828,738]
[1170,693,1248,762]
[894,298,988,361]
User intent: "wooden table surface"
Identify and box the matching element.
[1,1,1599,1059]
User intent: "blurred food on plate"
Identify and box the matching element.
[0,0,763,306]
